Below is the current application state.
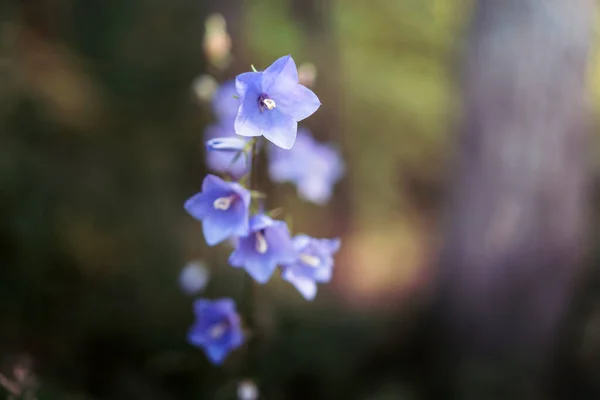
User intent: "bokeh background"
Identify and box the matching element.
[2,0,600,399]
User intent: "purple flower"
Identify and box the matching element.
[212,80,239,121]
[184,175,251,246]
[281,235,340,300]
[188,298,244,365]
[204,122,250,178]
[268,128,344,204]
[229,214,296,283]
[234,55,321,149]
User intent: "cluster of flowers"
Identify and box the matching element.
[185,55,343,365]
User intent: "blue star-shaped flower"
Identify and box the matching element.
[188,298,244,365]
[234,55,321,149]
[268,128,344,204]
[228,214,297,283]
[281,235,341,300]
[184,175,251,246]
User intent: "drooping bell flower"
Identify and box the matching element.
[184,175,251,246]
[281,235,340,300]
[228,214,297,283]
[188,298,244,365]
[268,128,344,204]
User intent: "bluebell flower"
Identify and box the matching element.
[206,137,248,152]
[281,235,340,300]
[204,122,251,178]
[212,80,239,121]
[179,261,210,295]
[188,298,244,365]
[268,128,344,204]
[229,214,297,283]
[184,175,251,246]
[234,55,321,149]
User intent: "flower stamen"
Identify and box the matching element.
[258,93,276,112]
[255,231,268,254]
[213,195,236,210]
[263,99,276,110]
[209,322,228,338]
[299,253,320,268]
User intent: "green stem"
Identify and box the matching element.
[242,271,256,378]
[242,138,261,379]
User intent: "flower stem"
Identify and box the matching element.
[242,138,261,379]
[242,270,256,378]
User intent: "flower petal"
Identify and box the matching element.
[261,115,297,149]
[325,238,341,253]
[313,265,333,282]
[188,330,207,347]
[297,176,333,204]
[214,298,236,314]
[235,72,263,105]
[184,192,212,221]
[228,236,254,267]
[205,124,250,176]
[201,174,228,192]
[265,222,297,262]
[235,98,267,138]
[228,253,243,268]
[204,343,229,365]
[267,128,314,182]
[192,298,213,314]
[206,149,249,177]
[202,202,249,246]
[283,269,317,300]
[243,259,277,284]
[268,156,298,182]
[262,55,298,91]
[249,214,275,231]
[201,175,250,203]
[272,84,321,122]
[212,80,240,121]
[235,99,298,149]
[228,325,245,348]
[202,221,231,246]
[206,137,248,152]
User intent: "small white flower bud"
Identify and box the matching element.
[237,380,259,400]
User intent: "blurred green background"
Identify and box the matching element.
[2,0,600,399]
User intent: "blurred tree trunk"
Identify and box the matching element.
[429,0,595,397]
